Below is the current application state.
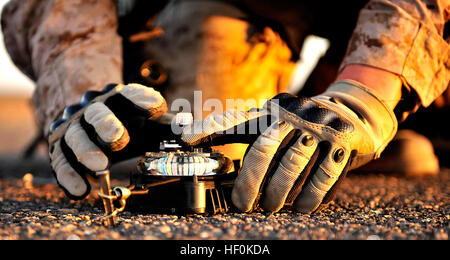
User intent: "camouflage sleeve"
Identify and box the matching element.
[1,0,123,138]
[341,0,450,108]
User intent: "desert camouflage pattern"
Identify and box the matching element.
[1,0,123,137]
[1,0,449,139]
[341,0,450,108]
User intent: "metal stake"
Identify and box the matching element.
[96,170,116,226]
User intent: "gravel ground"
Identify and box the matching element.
[0,166,448,240]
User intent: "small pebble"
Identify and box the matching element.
[159,225,171,234]
[366,235,381,240]
[66,234,81,240]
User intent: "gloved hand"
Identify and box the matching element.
[49,83,171,200]
[181,80,398,213]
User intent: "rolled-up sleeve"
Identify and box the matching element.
[1,0,123,137]
[341,0,449,107]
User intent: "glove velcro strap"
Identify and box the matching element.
[320,80,398,158]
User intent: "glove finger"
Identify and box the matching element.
[50,140,90,199]
[313,150,356,213]
[231,120,294,212]
[79,84,167,154]
[260,132,319,212]
[63,119,110,175]
[181,108,273,147]
[81,102,130,152]
[110,84,167,119]
[294,145,351,213]
[49,84,166,147]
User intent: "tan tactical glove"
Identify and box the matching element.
[181,80,398,213]
[49,84,170,199]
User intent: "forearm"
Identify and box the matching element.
[336,65,402,111]
[1,0,123,137]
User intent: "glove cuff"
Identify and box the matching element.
[320,79,398,159]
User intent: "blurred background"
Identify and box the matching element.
[0,0,39,156]
[0,0,52,178]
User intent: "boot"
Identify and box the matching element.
[355,129,440,177]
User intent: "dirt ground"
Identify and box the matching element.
[0,165,448,240]
[0,97,449,240]
[0,97,44,154]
